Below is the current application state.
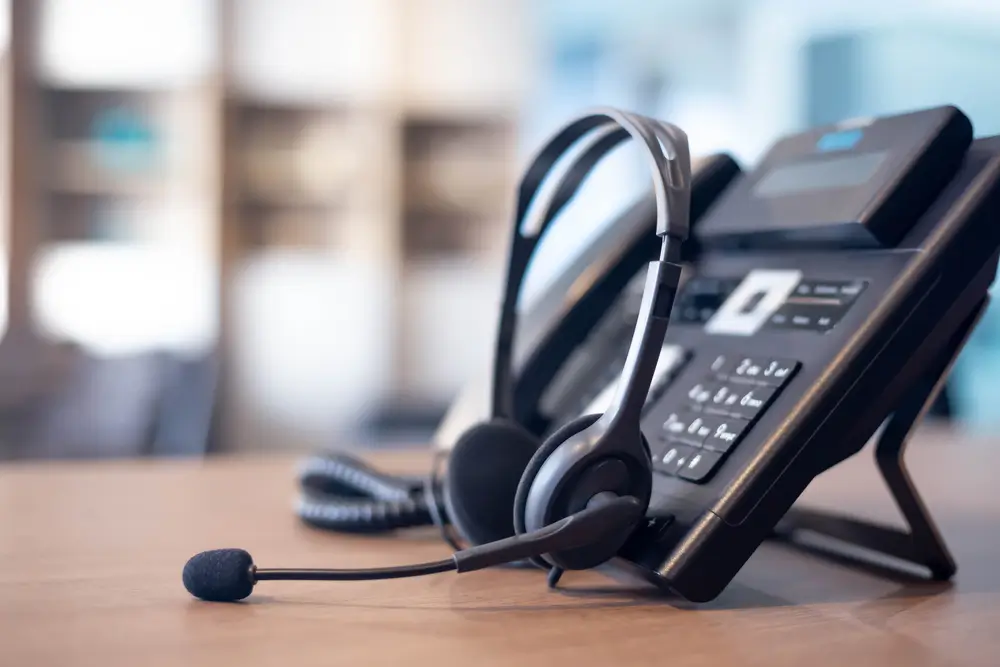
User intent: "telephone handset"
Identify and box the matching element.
[432,154,740,448]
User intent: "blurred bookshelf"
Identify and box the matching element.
[401,116,512,257]
[397,115,512,413]
[231,102,358,248]
[1,0,530,454]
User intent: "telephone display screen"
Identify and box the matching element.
[753,151,889,199]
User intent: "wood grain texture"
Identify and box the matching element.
[2,427,1000,667]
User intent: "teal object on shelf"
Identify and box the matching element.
[90,106,158,173]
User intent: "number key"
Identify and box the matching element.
[705,383,741,414]
[702,415,750,453]
[656,443,696,476]
[758,358,800,386]
[678,449,724,483]
[686,381,717,407]
[729,385,777,419]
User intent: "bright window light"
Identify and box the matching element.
[33,243,217,355]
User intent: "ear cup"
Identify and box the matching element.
[513,413,601,569]
[443,419,540,546]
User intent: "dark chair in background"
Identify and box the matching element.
[0,337,218,460]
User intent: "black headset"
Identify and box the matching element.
[183,107,691,602]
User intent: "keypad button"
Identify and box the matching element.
[656,443,697,475]
[702,415,750,453]
[678,449,724,483]
[707,354,737,378]
[790,312,815,328]
[729,385,778,419]
[661,411,692,439]
[662,411,712,446]
[661,352,801,484]
[758,358,800,386]
[686,381,717,407]
[704,383,741,414]
[681,414,714,445]
[731,356,768,382]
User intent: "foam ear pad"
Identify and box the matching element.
[512,413,601,568]
[443,419,540,546]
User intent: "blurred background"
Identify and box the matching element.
[0,0,998,460]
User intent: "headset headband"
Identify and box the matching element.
[490,108,692,423]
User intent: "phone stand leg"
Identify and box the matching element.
[774,297,988,580]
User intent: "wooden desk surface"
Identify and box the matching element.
[2,428,1000,667]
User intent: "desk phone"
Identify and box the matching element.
[583,105,999,601]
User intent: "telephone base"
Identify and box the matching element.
[772,297,988,581]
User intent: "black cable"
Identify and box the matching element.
[295,452,452,534]
[254,559,457,582]
[298,452,422,501]
[296,493,433,533]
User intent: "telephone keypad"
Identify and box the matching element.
[659,442,697,476]
[686,381,716,406]
[677,449,724,483]
[734,356,798,386]
[655,355,800,482]
[725,385,778,420]
[705,384,741,413]
[662,411,714,447]
[698,414,750,453]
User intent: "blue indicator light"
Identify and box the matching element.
[816,128,863,152]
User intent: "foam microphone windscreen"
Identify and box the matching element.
[183,548,255,602]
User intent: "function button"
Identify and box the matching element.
[729,385,778,419]
[839,281,867,298]
[768,301,852,332]
[812,282,842,297]
[661,411,713,446]
[702,415,751,453]
[790,313,813,328]
[705,384,741,414]
[758,358,800,386]
[777,305,844,331]
[686,381,717,407]
[677,449,724,483]
[656,442,697,476]
[807,305,846,331]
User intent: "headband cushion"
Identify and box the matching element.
[444,419,539,547]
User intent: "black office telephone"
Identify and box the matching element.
[584,105,998,601]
